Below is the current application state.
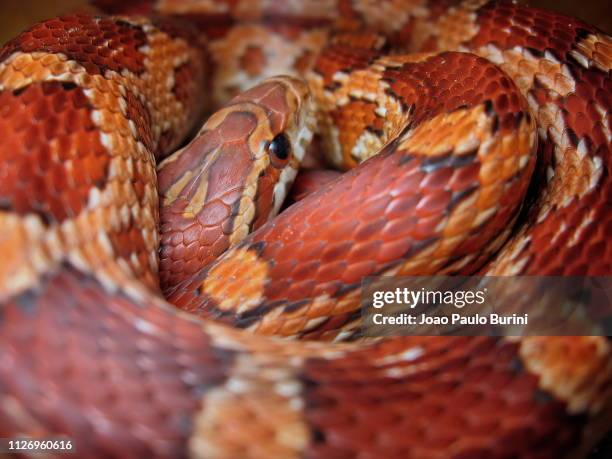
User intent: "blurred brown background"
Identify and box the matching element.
[0,0,610,45]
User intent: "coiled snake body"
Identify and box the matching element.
[0,1,611,457]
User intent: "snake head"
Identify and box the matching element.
[157,76,315,290]
[226,75,316,226]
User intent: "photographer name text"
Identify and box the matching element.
[369,287,529,327]
[371,312,529,326]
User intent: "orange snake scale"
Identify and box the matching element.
[0,1,611,458]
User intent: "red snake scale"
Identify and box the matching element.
[0,0,611,457]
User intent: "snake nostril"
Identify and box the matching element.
[268,133,291,162]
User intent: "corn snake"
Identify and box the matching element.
[0,0,611,457]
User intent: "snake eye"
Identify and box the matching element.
[267,133,291,166]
